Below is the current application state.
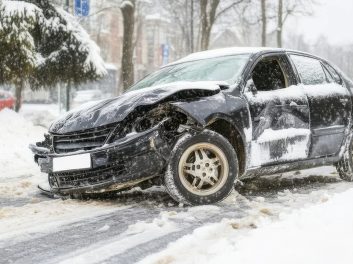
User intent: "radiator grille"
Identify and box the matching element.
[52,124,115,154]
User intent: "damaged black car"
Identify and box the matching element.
[31,47,353,205]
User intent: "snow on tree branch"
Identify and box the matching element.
[0,0,107,89]
[55,8,107,77]
[120,0,134,9]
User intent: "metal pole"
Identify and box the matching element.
[58,84,61,113]
[65,0,70,111]
[190,0,194,52]
[66,82,71,111]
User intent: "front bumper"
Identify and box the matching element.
[31,126,170,194]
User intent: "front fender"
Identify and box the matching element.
[169,92,251,143]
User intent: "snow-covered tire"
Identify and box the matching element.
[164,129,238,205]
[336,135,353,181]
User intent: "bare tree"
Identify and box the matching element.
[200,0,219,50]
[261,0,267,46]
[277,0,283,47]
[276,0,316,48]
[120,0,136,91]
[160,0,199,56]
[199,0,247,51]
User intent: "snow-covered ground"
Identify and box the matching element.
[0,107,353,264]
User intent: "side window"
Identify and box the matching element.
[323,62,342,85]
[250,56,288,91]
[321,64,335,83]
[290,55,327,85]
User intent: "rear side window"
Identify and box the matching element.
[290,55,326,85]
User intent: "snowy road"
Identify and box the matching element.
[1,168,352,264]
[1,108,353,263]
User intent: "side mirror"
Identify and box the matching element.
[246,79,257,94]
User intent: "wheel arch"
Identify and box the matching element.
[205,117,247,176]
[168,93,251,176]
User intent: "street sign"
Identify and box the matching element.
[162,44,170,65]
[75,0,90,17]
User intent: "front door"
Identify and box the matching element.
[289,54,352,158]
[244,54,310,167]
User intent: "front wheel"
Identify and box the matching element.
[164,129,238,205]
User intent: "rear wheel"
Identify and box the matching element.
[336,136,353,181]
[164,130,238,205]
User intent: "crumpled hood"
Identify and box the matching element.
[49,81,221,134]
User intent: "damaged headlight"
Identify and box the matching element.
[108,105,187,143]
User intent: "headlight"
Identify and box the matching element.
[108,105,187,143]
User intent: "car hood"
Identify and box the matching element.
[49,81,222,134]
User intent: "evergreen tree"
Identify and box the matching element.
[0,1,39,111]
[0,0,106,111]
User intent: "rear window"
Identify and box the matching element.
[290,55,326,85]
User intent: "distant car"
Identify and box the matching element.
[31,47,353,205]
[72,89,103,109]
[0,90,15,111]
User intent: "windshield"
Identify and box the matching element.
[128,54,250,91]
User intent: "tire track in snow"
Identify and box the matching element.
[0,200,131,247]
[1,174,352,264]
[60,181,353,264]
[105,209,247,264]
[0,206,167,264]
[45,205,236,264]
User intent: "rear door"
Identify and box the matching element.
[289,54,352,157]
[244,53,310,167]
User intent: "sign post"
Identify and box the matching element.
[74,0,90,17]
[161,44,170,65]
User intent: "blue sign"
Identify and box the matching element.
[75,0,90,17]
[162,44,170,65]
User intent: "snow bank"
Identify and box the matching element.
[20,103,59,128]
[140,188,353,264]
[0,109,45,182]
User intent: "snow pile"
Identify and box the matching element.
[20,103,59,128]
[140,188,353,264]
[0,109,45,181]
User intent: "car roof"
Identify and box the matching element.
[165,47,319,67]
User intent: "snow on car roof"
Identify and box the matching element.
[167,47,284,66]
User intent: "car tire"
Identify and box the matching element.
[336,136,353,181]
[164,129,238,205]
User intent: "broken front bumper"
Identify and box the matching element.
[30,126,170,195]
